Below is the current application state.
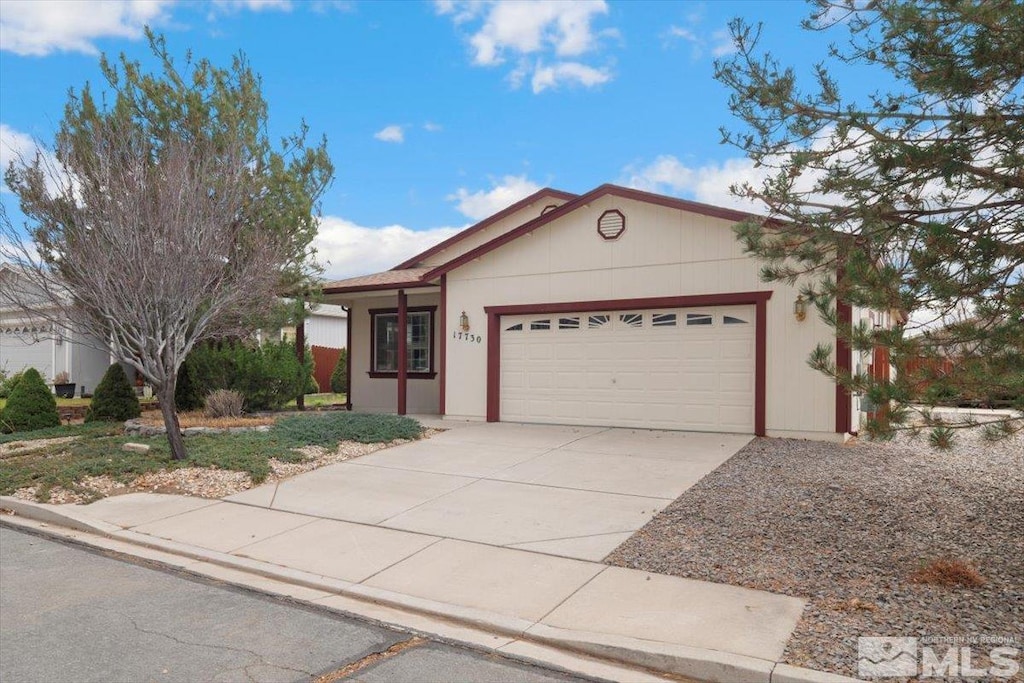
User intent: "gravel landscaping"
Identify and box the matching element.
[607,427,1024,680]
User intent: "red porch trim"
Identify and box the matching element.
[397,290,407,416]
[835,277,853,434]
[484,291,772,316]
[484,291,773,435]
[439,274,447,415]
[486,311,500,422]
[343,305,352,410]
[755,298,767,436]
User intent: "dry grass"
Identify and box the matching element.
[909,557,985,588]
[139,411,275,429]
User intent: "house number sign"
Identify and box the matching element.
[452,330,482,344]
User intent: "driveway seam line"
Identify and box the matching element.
[505,530,637,546]
[120,499,223,530]
[225,517,320,554]
[476,477,674,502]
[373,476,483,526]
[355,536,447,585]
[534,565,609,625]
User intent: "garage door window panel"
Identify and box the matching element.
[686,313,714,326]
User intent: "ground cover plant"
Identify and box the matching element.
[0,412,422,502]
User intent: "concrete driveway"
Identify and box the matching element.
[228,422,750,561]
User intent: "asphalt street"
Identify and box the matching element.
[0,525,595,683]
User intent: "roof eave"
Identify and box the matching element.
[391,187,577,271]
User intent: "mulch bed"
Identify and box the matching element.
[606,431,1024,680]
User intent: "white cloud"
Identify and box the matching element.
[211,0,293,12]
[709,28,737,57]
[374,125,405,143]
[663,15,735,60]
[0,124,65,196]
[314,216,463,279]
[0,0,173,56]
[622,154,768,212]
[438,0,615,93]
[531,60,610,93]
[446,174,541,221]
[423,122,443,133]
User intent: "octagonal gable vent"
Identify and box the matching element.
[597,209,625,240]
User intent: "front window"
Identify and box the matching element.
[371,308,434,374]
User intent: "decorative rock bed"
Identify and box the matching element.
[123,419,271,438]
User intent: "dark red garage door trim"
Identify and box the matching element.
[484,291,773,436]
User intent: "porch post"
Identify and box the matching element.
[295,313,306,411]
[397,289,407,415]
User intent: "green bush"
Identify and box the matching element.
[182,340,314,412]
[1,367,59,433]
[0,370,25,399]
[174,356,204,412]
[85,364,141,423]
[330,348,348,394]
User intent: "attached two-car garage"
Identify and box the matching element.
[498,304,756,433]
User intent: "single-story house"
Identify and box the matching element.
[1,263,114,395]
[327,185,879,438]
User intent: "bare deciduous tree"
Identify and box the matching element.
[1,31,332,460]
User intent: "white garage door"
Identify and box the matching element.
[500,305,755,433]
[0,328,53,379]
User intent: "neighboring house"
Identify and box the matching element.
[0,264,113,395]
[262,303,348,393]
[323,184,869,440]
[265,302,348,349]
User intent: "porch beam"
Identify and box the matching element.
[397,289,407,415]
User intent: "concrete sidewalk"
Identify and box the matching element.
[0,492,859,683]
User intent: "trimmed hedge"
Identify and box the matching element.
[1,367,59,433]
[183,341,314,412]
[85,364,141,422]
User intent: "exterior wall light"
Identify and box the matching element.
[459,311,470,332]
[794,295,807,322]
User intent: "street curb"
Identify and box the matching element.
[1,496,863,683]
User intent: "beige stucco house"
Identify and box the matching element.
[323,184,860,440]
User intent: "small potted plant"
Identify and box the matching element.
[53,371,76,399]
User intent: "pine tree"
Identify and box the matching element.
[714,0,1023,445]
[1,367,59,433]
[86,364,142,422]
[330,348,348,394]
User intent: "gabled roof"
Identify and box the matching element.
[391,187,577,270]
[322,183,763,296]
[420,183,762,280]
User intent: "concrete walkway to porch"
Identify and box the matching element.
[0,423,848,682]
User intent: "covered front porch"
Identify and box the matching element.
[322,268,444,416]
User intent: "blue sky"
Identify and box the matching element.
[0,0,862,279]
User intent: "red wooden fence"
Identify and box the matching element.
[311,345,342,393]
